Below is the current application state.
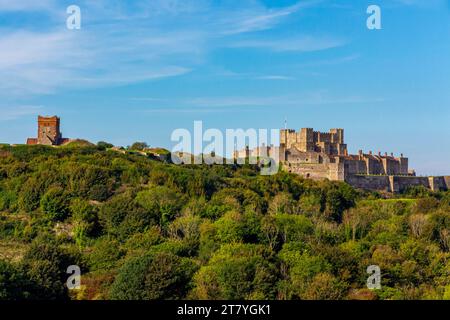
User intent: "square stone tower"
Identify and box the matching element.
[37,116,62,145]
[27,116,67,146]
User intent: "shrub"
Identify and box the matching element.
[303,273,347,300]
[136,186,184,226]
[71,199,100,239]
[129,142,148,151]
[99,191,154,238]
[18,178,42,212]
[0,260,34,300]
[88,238,125,271]
[191,244,278,300]
[97,141,114,150]
[21,237,77,300]
[109,252,196,300]
[40,187,70,221]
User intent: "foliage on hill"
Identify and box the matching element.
[62,140,96,148]
[0,144,449,300]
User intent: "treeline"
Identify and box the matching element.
[0,144,449,300]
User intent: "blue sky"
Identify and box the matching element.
[0,0,449,175]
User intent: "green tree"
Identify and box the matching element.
[303,273,347,300]
[191,244,278,299]
[136,186,183,226]
[268,192,296,215]
[88,238,125,271]
[97,141,114,150]
[109,252,196,300]
[277,242,331,299]
[40,186,70,221]
[71,198,100,245]
[99,191,154,238]
[130,142,148,151]
[21,237,77,300]
[41,187,70,221]
[67,164,114,201]
[214,211,245,243]
[18,177,42,212]
[324,184,357,223]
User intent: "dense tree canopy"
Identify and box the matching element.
[0,144,449,300]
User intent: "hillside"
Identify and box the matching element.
[0,144,449,300]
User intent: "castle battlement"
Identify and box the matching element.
[280,127,346,156]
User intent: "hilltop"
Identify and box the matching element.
[0,144,449,300]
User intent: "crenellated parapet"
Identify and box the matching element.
[280,127,347,156]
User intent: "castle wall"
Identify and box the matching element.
[345,175,391,192]
[383,157,401,175]
[428,176,449,192]
[389,176,431,193]
[344,159,367,175]
[366,157,385,175]
[328,162,345,181]
[444,176,450,189]
[285,162,331,180]
[279,145,286,162]
[314,131,332,143]
[345,175,449,193]
[284,160,345,181]
[286,150,326,164]
[399,157,408,175]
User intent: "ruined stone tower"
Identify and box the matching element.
[37,116,61,145]
[27,116,70,146]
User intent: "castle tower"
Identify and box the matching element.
[329,128,347,155]
[330,128,344,144]
[37,116,62,145]
[280,128,295,148]
[299,128,314,152]
[27,115,69,146]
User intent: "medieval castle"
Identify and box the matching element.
[235,127,450,193]
[24,116,449,193]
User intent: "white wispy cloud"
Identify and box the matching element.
[229,36,346,52]
[0,27,194,95]
[0,0,341,96]
[133,91,384,109]
[221,1,322,35]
